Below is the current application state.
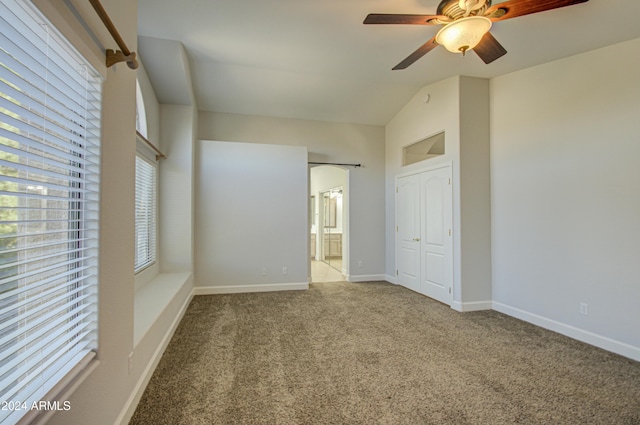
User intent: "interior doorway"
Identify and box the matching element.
[310,166,348,282]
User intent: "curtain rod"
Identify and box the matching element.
[88,0,138,69]
[308,162,361,168]
[136,131,166,161]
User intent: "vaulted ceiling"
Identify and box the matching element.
[137,0,640,126]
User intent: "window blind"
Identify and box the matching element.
[134,155,156,273]
[0,0,102,423]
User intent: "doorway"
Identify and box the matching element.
[310,166,348,282]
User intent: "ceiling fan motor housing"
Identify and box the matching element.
[437,0,491,19]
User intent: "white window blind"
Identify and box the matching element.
[0,0,102,423]
[134,154,156,273]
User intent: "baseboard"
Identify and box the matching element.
[451,300,493,312]
[384,274,397,284]
[115,288,194,425]
[347,274,387,283]
[493,302,640,362]
[194,282,308,295]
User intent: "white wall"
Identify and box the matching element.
[199,112,386,280]
[490,38,640,360]
[195,140,309,292]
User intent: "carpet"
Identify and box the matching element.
[130,281,640,424]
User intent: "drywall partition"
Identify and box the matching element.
[490,38,640,361]
[199,112,386,281]
[385,76,492,310]
[195,140,309,293]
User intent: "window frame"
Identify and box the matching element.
[134,145,158,274]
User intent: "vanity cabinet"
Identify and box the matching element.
[323,233,342,258]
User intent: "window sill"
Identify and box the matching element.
[134,272,192,346]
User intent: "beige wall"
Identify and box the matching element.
[490,38,640,360]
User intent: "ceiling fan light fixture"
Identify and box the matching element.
[436,16,492,55]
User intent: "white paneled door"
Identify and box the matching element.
[397,165,453,305]
[420,167,453,304]
[396,174,420,293]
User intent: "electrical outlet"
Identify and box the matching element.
[261,267,267,276]
[282,266,287,275]
[579,303,589,316]
[358,260,363,268]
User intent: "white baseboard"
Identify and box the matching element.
[194,282,308,295]
[116,288,194,425]
[493,301,640,362]
[347,274,387,283]
[384,274,397,284]
[451,300,493,312]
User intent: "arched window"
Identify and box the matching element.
[135,79,148,138]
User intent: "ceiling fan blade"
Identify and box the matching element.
[392,36,439,70]
[364,14,444,25]
[473,32,507,64]
[485,0,588,21]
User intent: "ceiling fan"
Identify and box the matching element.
[364,0,589,69]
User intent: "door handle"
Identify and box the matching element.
[412,238,420,242]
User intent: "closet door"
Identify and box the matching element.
[396,174,421,293]
[419,166,453,305]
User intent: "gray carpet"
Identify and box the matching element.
[130,281,640,425]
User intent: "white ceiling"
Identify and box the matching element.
[137,0,640,126]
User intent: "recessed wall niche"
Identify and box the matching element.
[402,131,445,166]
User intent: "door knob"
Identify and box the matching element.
[413,238,420,242]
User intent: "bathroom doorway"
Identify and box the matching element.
[310,166,348,282]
